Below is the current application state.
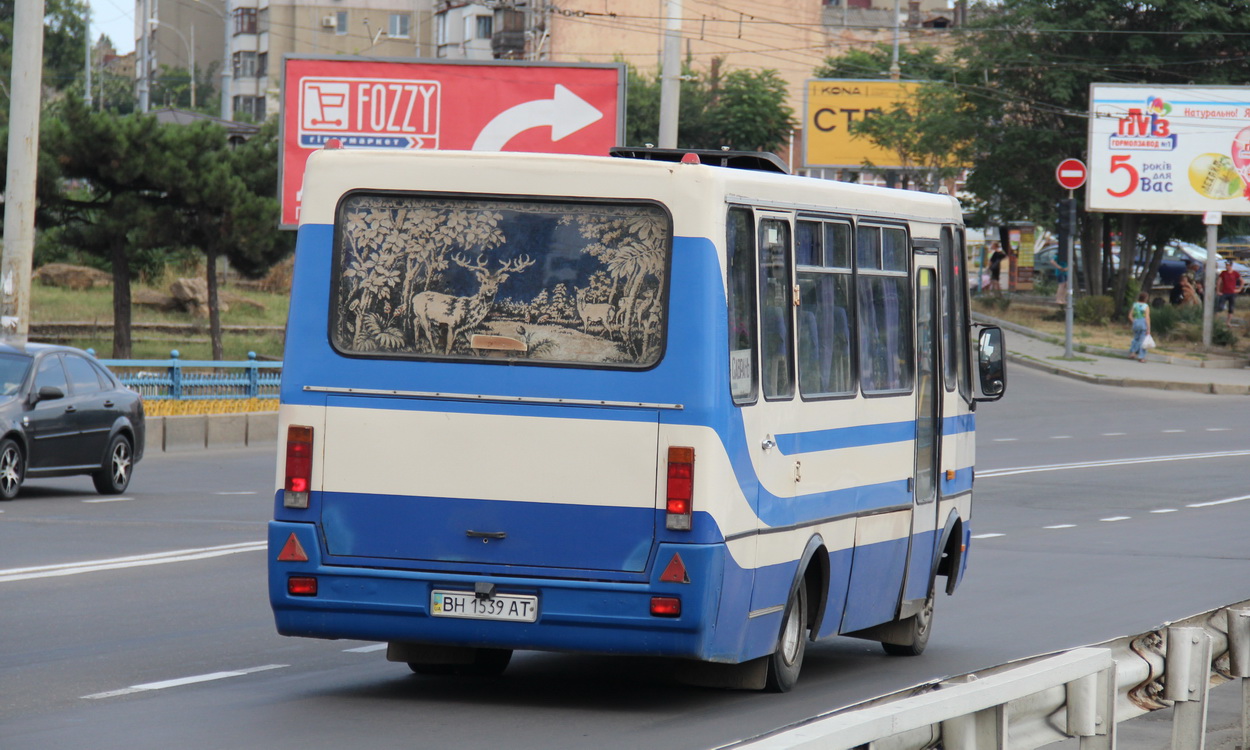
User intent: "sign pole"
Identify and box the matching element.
[1055,158,1086,359]
[1203,212,1222,347]
[1064,191,1076,358]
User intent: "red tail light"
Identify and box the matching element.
[284,425,313,508]
[666,446,694,530]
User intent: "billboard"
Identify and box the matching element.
[280,56,626,226]
[804,79,918,169]
[1087,84,1250,214]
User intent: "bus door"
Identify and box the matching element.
[901,265,941,604]
[750,213,799,507]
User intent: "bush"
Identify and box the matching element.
[1075,295,1114,325]
[1151,303,1181,337]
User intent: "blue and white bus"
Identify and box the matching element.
[268,146,1006,691]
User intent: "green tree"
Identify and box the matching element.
[171,118,290,358]
[0,0,89,100]
[813,43,953,82]
[625,59,794,152]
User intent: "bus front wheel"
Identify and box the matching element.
[765,582,807,692]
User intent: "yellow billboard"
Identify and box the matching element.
[805,80,918,169]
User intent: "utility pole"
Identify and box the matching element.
[2,0,46,344]
[657,0,681,148]
[84,4,92,107]
[138,0,151,112]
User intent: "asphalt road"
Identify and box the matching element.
[3,369,1248,749]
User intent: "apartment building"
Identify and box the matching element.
[139,0,963,125]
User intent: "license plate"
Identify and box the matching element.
[431,590,538,622]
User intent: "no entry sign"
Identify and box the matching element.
[1056,158,1088,190]
[280,56,625,227]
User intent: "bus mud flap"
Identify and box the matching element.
[674,656,768,690]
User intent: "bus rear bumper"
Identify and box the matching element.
[268,521,742,661]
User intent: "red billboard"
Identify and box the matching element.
[280,56,626,226]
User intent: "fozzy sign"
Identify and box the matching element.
[280,56,626,227]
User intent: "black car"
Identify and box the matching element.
[0,343,145,499]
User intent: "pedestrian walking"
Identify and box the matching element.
[1215,260,1244,325]
[1128,291,1151,362]
[988,242,1006,293]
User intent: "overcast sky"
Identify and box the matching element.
[92,0,136,54]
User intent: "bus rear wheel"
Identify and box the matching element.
[764,582,807,692]
[882,592,933,657]
[407,648,513,677]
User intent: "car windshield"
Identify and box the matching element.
[0,353,32,396]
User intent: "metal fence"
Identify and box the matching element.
[95,350,282,400]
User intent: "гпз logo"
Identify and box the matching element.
[1108,96,1177,152]
[298,77,441,149]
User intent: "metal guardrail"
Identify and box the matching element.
[95,350,282,400]
[723,599,1250,750]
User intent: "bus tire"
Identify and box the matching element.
[882,591,933,657]
[407,647,513,677]
[764,582,807,692]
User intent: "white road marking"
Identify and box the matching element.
[980,450,1250,478]
[1162,429,1185,434]
[215,491,258,495]
[82,664,287,699]
[1100,516,1131,522]
[1206,428,1231,432]
[1044,524,1076,529]
[82,497,133,504]
[971,533,1005,539]
[992,438,1018,442]
[1187,495,1250,509]
[1151,508,1179,514]
[344,644,388,653]
[0,541,266,583]
[1049,435,1073,439]
[1102,432,1127,436]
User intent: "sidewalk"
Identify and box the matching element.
[978,313,1250,395]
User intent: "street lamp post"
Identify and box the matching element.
[150,19,195,108]
[179,0,232,120]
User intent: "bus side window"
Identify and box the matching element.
[758,219,794,400]
[856,225,913,394]
[727,208,758,404]
[797,220,855,398]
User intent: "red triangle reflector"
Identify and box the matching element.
[277,533,309,562]
[660,553,689,583]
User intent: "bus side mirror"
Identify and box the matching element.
[974,326,1006,402]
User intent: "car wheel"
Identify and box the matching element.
[764,581,807,693]
[93,434,133,495]
[0,438,23,500]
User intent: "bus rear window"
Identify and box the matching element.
[331,194,671,368]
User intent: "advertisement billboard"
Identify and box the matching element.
[804,79,918,169]
[1087,84,1250,214]
[280,57,626,226]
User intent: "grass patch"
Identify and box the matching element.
[32,280,290,360]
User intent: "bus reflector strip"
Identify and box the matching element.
[666,446,694,531]
[284,425,313,508]
[660,553,689,583]
[650,597,681,617]
[277,533,309,562]
[288,576,318,596]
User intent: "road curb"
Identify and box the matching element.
[148,412,278,453]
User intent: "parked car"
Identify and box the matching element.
[0,343,145,499]
[1153,241,1250,290]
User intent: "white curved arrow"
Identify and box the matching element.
[472,84,604,151]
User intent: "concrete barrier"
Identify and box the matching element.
[146,412,278,453]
